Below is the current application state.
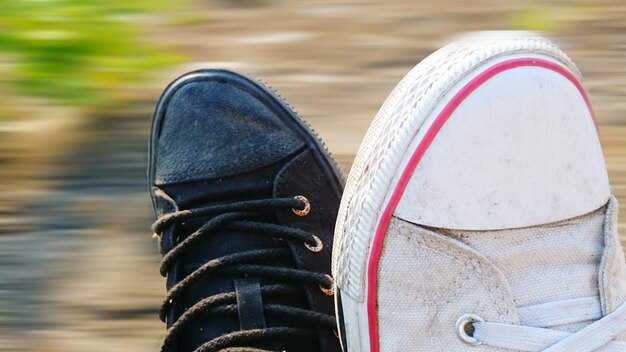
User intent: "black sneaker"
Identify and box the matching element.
[148,69,344,352]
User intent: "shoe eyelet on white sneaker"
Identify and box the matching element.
[455,314,484,346]
[292,195,311,216]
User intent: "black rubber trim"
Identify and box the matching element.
[335,287,349,351]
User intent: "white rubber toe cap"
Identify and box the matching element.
[395,56,610,230]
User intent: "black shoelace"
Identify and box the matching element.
[152,197,336,352]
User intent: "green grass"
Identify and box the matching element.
[0,0,186,109]
[507,1,606,33]
[508,6,557,33]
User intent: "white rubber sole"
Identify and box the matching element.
[332,31,608,352]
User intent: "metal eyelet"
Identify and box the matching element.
[304,235,323,252]
[319,274,335,296]
[455,314,484,346]
[292,195,311,216]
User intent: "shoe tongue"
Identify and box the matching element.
[440,206,606,332]
[159,160,309,351]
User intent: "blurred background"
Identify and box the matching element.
[0,0,625,350]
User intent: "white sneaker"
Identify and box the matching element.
[332,32,626,352]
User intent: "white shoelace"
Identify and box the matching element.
[471,297,626,351]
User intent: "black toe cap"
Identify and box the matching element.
[153,74,305,185]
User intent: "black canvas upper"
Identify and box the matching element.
[149,69,344,352]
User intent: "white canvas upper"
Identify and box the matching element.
[373,199,626,351]
[333,32,626,352]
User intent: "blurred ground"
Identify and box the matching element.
[1,0,625,351]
